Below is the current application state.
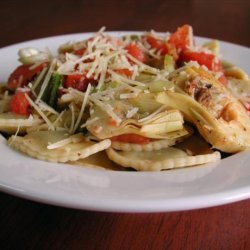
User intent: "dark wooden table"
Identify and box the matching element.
[0,1,250,249]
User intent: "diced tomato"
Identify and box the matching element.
[7,63,47,91]
[214,60,223,72]
[73,48,86,56]
[108,119,118,127]
[125,43,146,63]
[168,24,193,51]
[63,74,97,92]
[146,36,168,55]
[179,50,222,72]
[114,69,133,77]
[111,134,151,144]
[10,91,31,116]
[218,74,228,86]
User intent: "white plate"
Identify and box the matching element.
[0,32,250,213]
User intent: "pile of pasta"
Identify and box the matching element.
[1,25,250,171]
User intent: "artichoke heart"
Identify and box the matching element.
[87,102,188,140]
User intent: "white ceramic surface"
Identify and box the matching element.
[0,32,250,212]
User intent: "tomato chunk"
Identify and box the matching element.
[108,119,118,127]
[125,43,146,62]
[111,134,151,144]
[74,48,86,56]
[63,74,97,92]
[218,74,228,86]
[146,36,168,55]
[168,24,193,51]
[10,91,31,116]
[114,69,133,77]
[179,50,222,72]
[7,63,47,91]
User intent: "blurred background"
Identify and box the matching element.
[0,0,249,48]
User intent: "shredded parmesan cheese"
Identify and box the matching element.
[47,135,83,149]
[89,96,122,124]
[126,107,139,118]
[138,105,166,123]
[38,100,59,115]
[35,59,56,103]
[120,92,139,99]
[25,94,55,130]
[69,103,76,133]
[81,117,100,128]
[73,84,92,133]
[8,125,20,146]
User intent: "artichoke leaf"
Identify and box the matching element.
[141,121,183,134]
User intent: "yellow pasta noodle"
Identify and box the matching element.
[0,113,43,134]
[8,131,111,163]
[106,147,220,171]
